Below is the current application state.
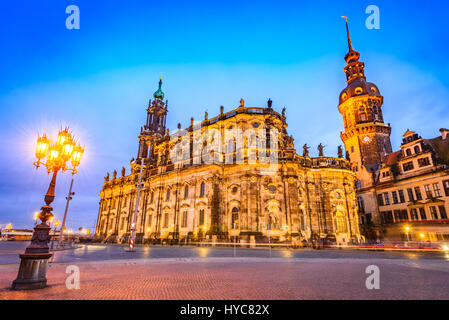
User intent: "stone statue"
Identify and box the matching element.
[104,172,109,182]
[318,143,325,157]
[338,145,343,158]
[303,144,310,157]
[346,151,350,161]
[121,166,126,177]
[240,98,245,106]
[282,107,286,117]
[267,98,272,109]
[112,170,117,180]
[205,111,208,120]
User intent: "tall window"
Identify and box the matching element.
[182,211,188,227]
[414,187,423,201]
[336,213,346,233]
[414,146,420,154]
[407,188,415,202]
[443,180,449,196]
[410,208,419,220]
[383,193,390,205]
[150,192,154,203]
[377,194,384,206]
[433,183,442,197]
[163,212,169,228]
[439,206,448,219]
[430,207,438,220]
[199,209,205,226]
[231,207,239,229]
[419,208,427,220]
[200,182,205,197]
[424,185,433,198]
[166,188,171,201]
[392,191,399,204]
[184,186,189,199]
[398,190,406,203]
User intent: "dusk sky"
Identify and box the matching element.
[1,0,448,230]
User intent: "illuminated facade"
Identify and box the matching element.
[338,21,449,242]
[95,79,361,245]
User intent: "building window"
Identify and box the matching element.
[410,208,419,220]
[439,206,448,219]
[414,187,423,201]
[380,211,393,225]
[430,207,438,220]
[182,211,188,227]
[166,189,171,201]
[419,208,427,220]
[398,190,406,203]
[407,188,415,202]
[443,180,449,196]
[336,214,346,233]
[383,193,390,205]
[231,207,239,229]
[403,161,414,172]
[357,197,365,212]
[184,186,189,199]
[392,191,399,204]
[406,149,412,157]
[199,209,205,226]
[424,185,433,198]
[163,212,169,228]
[433,183,442,197]
[150,192,154,203]
[377,194,384,206]
[414,146,420,154]
[200,182,205,197]
[418,157,430,167]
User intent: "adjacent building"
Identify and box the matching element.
[338,21,449,242]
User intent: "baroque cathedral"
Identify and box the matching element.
[95,23,365,246]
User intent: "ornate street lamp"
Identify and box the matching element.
[12,127,84,290]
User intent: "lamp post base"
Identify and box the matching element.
[11,253,53,290]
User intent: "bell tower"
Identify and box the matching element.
[137,78,168,162]
[338,18,392,186]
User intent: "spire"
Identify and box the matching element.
[341,16,353,52]
[153,77,165,100]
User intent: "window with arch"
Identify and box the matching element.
[231,207,239,229]
[336,213,346,233]
[406,149,412,157]
[200,182,205,197]
[414,146,420,154]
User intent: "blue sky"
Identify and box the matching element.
[0,0,448,229]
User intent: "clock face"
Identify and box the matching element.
[363,136,371,143]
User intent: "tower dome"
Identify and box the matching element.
[153,78,165,100]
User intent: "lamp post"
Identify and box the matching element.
[11,128,84,290]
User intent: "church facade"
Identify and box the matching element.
[95,77,361,245]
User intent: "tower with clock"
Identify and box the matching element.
[338,19,392,187]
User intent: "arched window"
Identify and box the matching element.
[200,182,205,197]
[414,146,420,154]
[184,185,189,199]
[231,207,239,229]
[406,149,412,157]
[163,212,169,228]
